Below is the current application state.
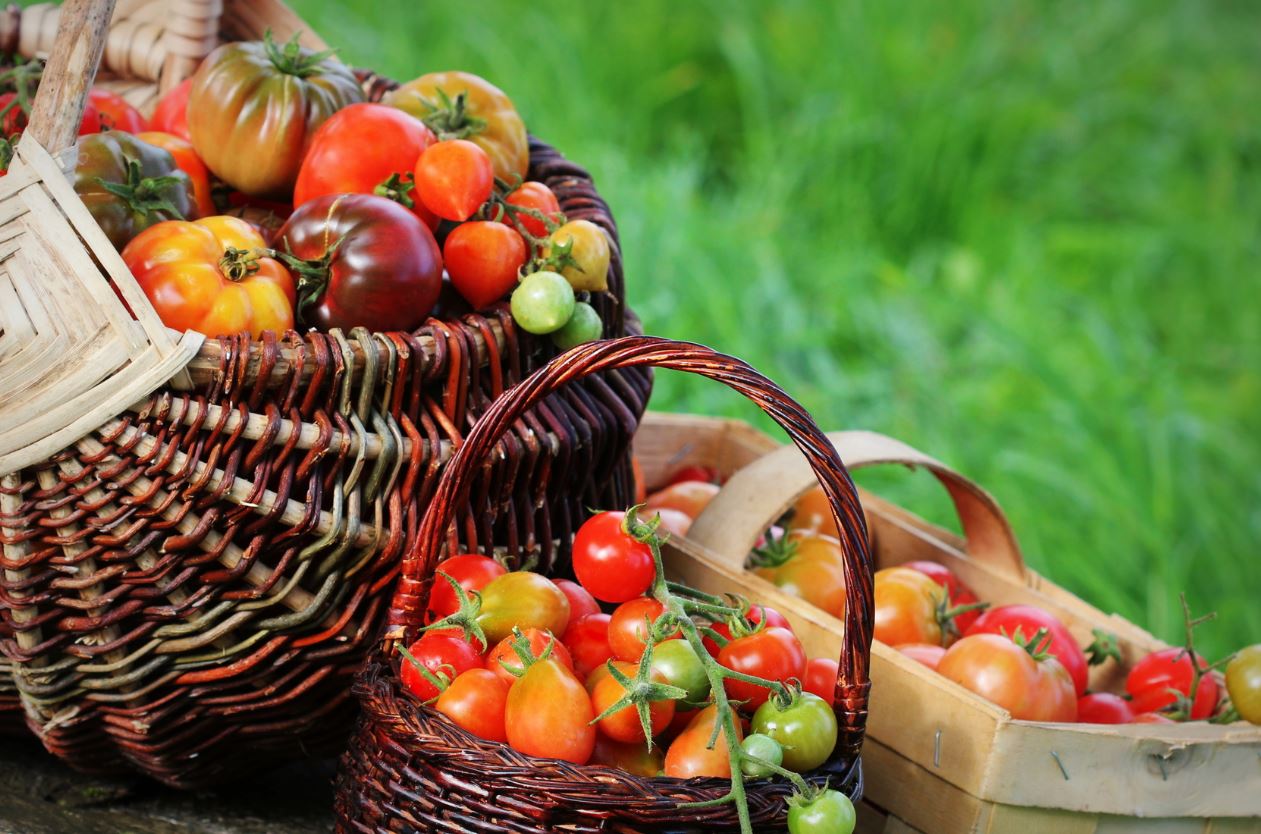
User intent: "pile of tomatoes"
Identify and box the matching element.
[400,506,857,834]
[1,36,610,344]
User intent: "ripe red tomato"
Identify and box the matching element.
[965,605,1089,695]
[414,139,493,221]
[572,511,656,604]
[664,704,741,778]
[718,626,807,711]
[553,579,600,623]
[505,658,595,764]
[150,77,192,141]
[592,669,676,743]
[89,88,147,133]
[1131,711,1177,725]
[425,554,506,621]
[294,102,438,227]
[2,91,100,136]
[804,656,839,706]
[443,220,527,308]
[136,131,215,219]
[562,612,614,679]
[897,643,947,671]
[702,605,793,657]
[938,633,1077,722]
[608,597,678,662]
[399,632,483,701]
[1126,648,1219,719]
[902,561,983,634]
[434,668,509,742]
[504,181,562,239]
[646,481,720,519]
[486,628,573,687]
[1077,692,1135,724]
[668,465,721,486]
[873,567,948,647]
[275,193,443,332]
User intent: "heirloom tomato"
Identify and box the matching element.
[476,571,570,646]
[88,88,147,133]
[1076,692,1135,724]
[873,567,948,647]
[571,511,656,603]
[591,668,676,743]
[803,656,840,706]
[590,735,664,777]
[443,220,527,308]
[563,613,614,679]
[122,216,294,337]
[399,632,483,701]
[751,530,847,617]
[903,561,984,634]
[294,102,438,227]
[274,193,442,332]
[383,70,528,181]
[503,181,562,239]
[425,554,506,621]
[1125,647,1219,719]
[544,219,611,292]
[664,704,741,778]
[188,32,364,197]
[965,605,1089,695]
[75,131,194,249]
[645,481,720,520]
[486,628,572,687]
[505,657,595,764]
[150,77,192,141]
[608,597,677,661]
[414,138,494,222]
[751,692,837,772]
[1226,645,1261,725]
[136,131,214,218]
[938,633,1077,722]
[434,668,508,742]
[718,626,806,711]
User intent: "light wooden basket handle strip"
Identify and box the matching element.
[24,0,116,155]
[688,429,1027,581]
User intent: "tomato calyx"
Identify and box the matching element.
[397,644,455,703]
[373,171,417,209]
[413,88,488,141]
[94,158,189,222]
[497,626,557,678]
[261,29,339,79]
[1004,626,1055,661]
[749,528,798,570]
[0,58,44,131]
[218,246,263,281]
[589,645,689,750]
[264,234,349,326]
[1085,627,1123,666]
[621,504,666,545]
[421,572,489,651]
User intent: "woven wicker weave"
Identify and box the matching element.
[335,336,875,834]
[0,0,649,783]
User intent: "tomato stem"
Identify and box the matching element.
[416,88,488,141]
[421,572,489,651]
[373,171,416,209]
[219,246,262,282]
[261,29,339,79]
[93,158,187,223]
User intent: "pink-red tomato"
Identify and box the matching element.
[965,605,1089,696]
[938,633,1076,722]
[652,508,693,538]
[646,481,720,519]
[1077,692,1135,724]
[572,511,656,604]
[897,643,947,671]
[804,656,840,706]
[563,612,614,679]
[553,579,600,623]
[1126,647,1219,720]
[150,77,192,141]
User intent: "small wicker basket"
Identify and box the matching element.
[334,335,876,834]
[0,0,649,785]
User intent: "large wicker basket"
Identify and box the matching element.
[334,336,876,834]
[0,0,649,785]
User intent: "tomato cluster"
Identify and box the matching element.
[3,38,610,344]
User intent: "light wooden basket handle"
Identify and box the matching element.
[687,429,1027,581]
[25,0,117,155]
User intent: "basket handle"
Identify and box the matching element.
[688,429,1026,581]
[26,0,117,155]
[390,335,875,756]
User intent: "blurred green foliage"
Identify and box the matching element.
[305,1,1254,655]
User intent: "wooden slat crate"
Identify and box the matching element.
[635,411,1261,834]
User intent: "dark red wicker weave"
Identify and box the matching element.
[0,6,649,786]
[334,336,874,833]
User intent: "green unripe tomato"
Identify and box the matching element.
[751,691,837,772]
[788,788,856,834]
[739,733,783,778]
[510,270,575,334]
[1226,644,1261,725]
[649,639,710,704]
[551,301,603,350]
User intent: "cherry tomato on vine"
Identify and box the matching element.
[150,77,192,141]
[414,138,493,221]
[803,657,839,706]
[592,668,676,743]
[664,704,740,778]
[718,626,807,711]
[751,691,837,772]
[476,571,570,645]
[425,554,506,621]
[572,511,657,603]
[896,643,947,671]
[505,657,595,764]
[649,638,710,703]
[1076,692,1135,724]
[88,88,147,133]
[563,613,614,679]
[0,91,100,136]
[903,560,983,634]
[444,220,527,308]
[873,567,948,647]
[740,733,784,777]
[434,668,508,742]
[788,789,857,834]
[702,605,793,657]
[938,633,1076,722]
[486,628,573,687]
[1125,647,1219,719]
[553,579,600,623]
[544,219,611,292]
[1226,644,1261,725]
[646,481,719,519]
[504,181,562,239]
[965,605,1088,695]
[510,270,575,334]
[550,301,603,350]
[399,632,483,701]
[608,597,677,662]
[590,735,664,777]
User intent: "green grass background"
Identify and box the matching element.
[293,0,1259,657]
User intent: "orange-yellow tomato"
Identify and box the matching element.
[137,131,215,219]
[591,668,676,744]
[873,567,947,647]
[384,70,528,182]
[755,531,847,617]
[646,481,720,519]
[505,658,595,764]
[789,485,841,539]
[122,216,295,338]
[663,704,741,778]
[938,633,1077,722]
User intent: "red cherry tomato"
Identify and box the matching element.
[505,658,595,764]
[443,220,527,308]
[718,626,807,711]
[414,138,493,221]
[902,560,984,633]
[1125,647,1219,719]
[897,643,947,671]
[150,77,192,141]
[504,181,562,239]
[434,668,508,742]
[571,511,656,604]
[803,656,839,706]
[1132,711,1177,725]
[703,605,793,657]
[425,554,506,621]
[553,579,600,623]
[485,628,573,687]
[965,605,1089,695]
[1077,692,1136,724]
[668,465,721,486]
[563,612,614,679]
[399,632,483,701]
[89,88,147,133]
[608,597,678,661]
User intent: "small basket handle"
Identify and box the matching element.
[26,0,117,155]
[388,335,875,757]
[688,429,1026,580]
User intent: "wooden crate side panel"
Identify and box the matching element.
[861,738,990,833]
[634,411,779,487]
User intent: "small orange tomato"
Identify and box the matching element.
[645,481,720,519]
[434,668,509,742]
[485,628,573,688]
[590,734,665,777]
[873,567,947,647]
[505,658,595,764]
[137,131,215,218]
[591,668,676,744]
[584,660,638,695]
[122,216,295,338]
[664,704,741,778]
[788,485,841,539]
